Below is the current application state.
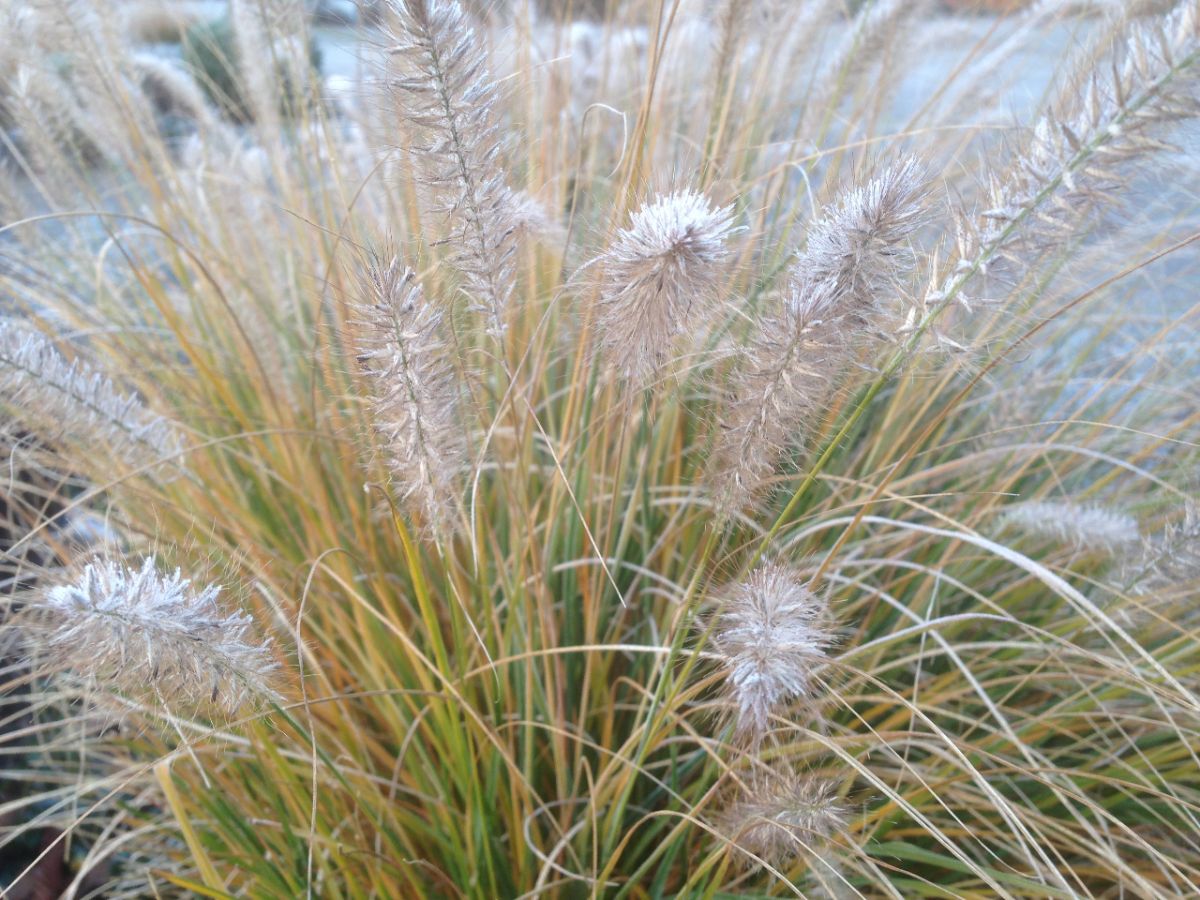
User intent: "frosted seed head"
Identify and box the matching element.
[710,563,834,739]
[790,155,929,322]
[707,157,928,511]
[354,254,466,536]
[1001,500,1140,556]
[380,0,517,337]
[594,189,740,385]
[722,769,845,868]
[34,557,277,715]
[0,320,184,477]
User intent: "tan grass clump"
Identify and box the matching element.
[1,0,1199,895]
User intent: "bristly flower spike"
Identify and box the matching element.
[722,769,845,868]
[711,562,834,740]
[0,320,184,476]
[354,255,466,536]
[381,0,518,337]
[37,557,276,715]
[942,0,1200,303]
[710,157,927,509]
[1001,500,1140,556]
[594,188,740,386]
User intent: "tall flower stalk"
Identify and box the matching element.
[593,188,739,386]
[757,3,1200,552]
[710,562,834,741]
[0,321,183,475]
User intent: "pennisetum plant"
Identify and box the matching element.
[1001,499,1141,555]
[0,320,184,477]
[709,156,927,510]
[1,0,1199,895]
[706,561,835,742]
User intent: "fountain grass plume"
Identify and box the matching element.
[945,0,1200,303]
[797,0,924,141]
[721,769,844,869]
[594,188,740,386]
[33,556,276,715]
[1002,500,1141,555]
[381,0,518,338]
[0,320,183,477]
[354,254,466,536]
[1123,505,1200,597]
[131,52,218,128]
[710,562,834,741]
[710,157,927,510]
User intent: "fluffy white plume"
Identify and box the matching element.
[722,769,844,867]
[710,158,927,509]
[36,557,276,714]
[382,0,518,337]
[711,563,833,739]
[1002,500,1140,555]
[355,256,466,535]
[594,189,739,385]
[0,320,183,475]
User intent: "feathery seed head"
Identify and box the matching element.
[799,0,923,139]
[505,189,562,246]
[230,0,309,125]
[711,563,833,739]
[952,0,1200,294]
[381,0,518,337]
[1001,500,1140,555]
[1122,504,1200,596]
[722,770,845,868]
[595,189,739,384]
[790,156,928,321]
[0,320,183,476]
[132,53,215,126]
[355,256,466,535]
[709,158,927,510]
[36,557,276,714]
